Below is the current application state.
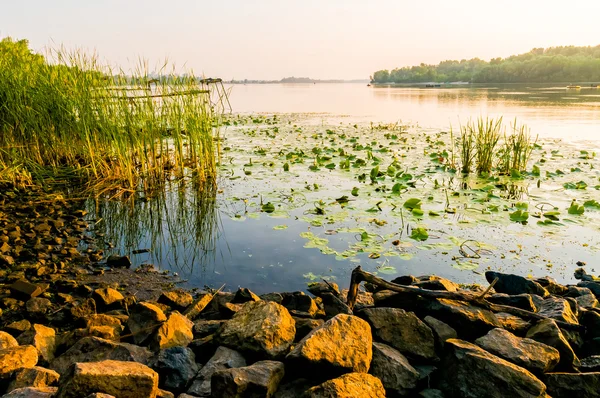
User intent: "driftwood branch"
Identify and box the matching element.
[347,266,584,332]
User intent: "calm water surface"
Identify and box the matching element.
[92,84,600,293]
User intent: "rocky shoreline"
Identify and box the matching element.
[1,186,600,397]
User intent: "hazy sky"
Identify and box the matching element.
[2,1,599,80]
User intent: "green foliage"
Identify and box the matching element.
[372,45,600,83]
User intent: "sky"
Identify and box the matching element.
[1,0,600,80]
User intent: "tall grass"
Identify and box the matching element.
[498,120,538,174]
[0,37,222,194]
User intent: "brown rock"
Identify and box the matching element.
[158,290,194,311]
[26,297,53,317]
[360,307,436,361]
[151,311,193,351]
[55,360,158,398]
[8,366,60,390]
[216,301,296,359]
[287,314,372,375]
[537,297,579,325]
[183,293,213,320]
[3,386,57,398]
[0,331,19,349]
[211,360,285,397]
[294,318,324,342]
[231,288,261,304]
[127,302,167,345]
[495,312,531,335]
[544,372,600,398]
[9,279,42,300]
[17,324,56,363]
[423,316,457,348]
[93,288,124,308]
[0,345,38,376]
[70,298,97,321]
[369,342,419,396]
[306,372,385,398]
[5,320,31,337]
[526,319,580,370]
[192,320,224,339]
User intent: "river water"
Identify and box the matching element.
[91,83,600,294]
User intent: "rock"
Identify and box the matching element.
[0,345,38,376]
[55,360,158,398]
[216,301,295,359]
[580,356,600,372]
[187,346,246,397]
[566,287,599,308]
[50,337,151,375]
[294,318,324,342]
[156,390,174,398]
[582,337,600,356]
[495,312,531,335]
[2,387,57,398]
[320,293,352,318]
[85,394,116,398]
[158,291,193,311]
[307,282,340,298]
[359,307,436,361]
[535,277,569,295]
[151,311,194,351]
[537,297,579,325]
[578,281,600,299]
[486,271,549,297]
[439,339,546,398]
[369,342,419,396]
[526,319,580,370]
[86,314,123,330]
[8,366,60,390]
[188,336,218,365]
[127,302,167,345]
[287,314,372,375]
[193,320,224,338]
[26,297,53,317]
[281,292,318,318]
[183,293,213,320]
[4,320,31,337]
[423,316,457,348]
[151,346,198,393]
[106,254,131,268]
[305,372,385,398]
[17,324,56,363]
[220,302,243,318]
[9,279,42,300]
[93,288,124,308]
[474,328,560,373]
[211,360,285,398]
[0,331,18,349]
[544,372,600,398]
[414,275,460,292]
[487,293,538,312]
[231,288,261,304]
[259,293,283,304]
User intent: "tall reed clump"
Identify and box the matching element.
[0,37,222,194]
[453,116,536,176]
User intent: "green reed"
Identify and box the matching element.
[0,37,221,194]
[497,120,538,174]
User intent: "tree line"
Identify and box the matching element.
[372,45,600,83]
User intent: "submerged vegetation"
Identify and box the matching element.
[372,45,600,83]
[0,37,221,194]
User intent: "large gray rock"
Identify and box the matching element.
[475,328,560,373]
[485,271,549,297]
[369,342,419,396]
[211,360,285,397]
[187,346,246,397]
[360,307,436,361]
[150,346,198,394]
[127,302,167,345]
[537,297,579,325]
[526,319,580,370]
[286,314,372,375]
[50,337,151,375]
[0,345,38,377]
[544,372,600,398]
[305,373,385,398]
[55,360,158,398]
[439,339,547,398]
[215,301,295,359]
[424,316,457,349]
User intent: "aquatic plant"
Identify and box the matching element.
[497,120,538,175]
[0,37,222,194]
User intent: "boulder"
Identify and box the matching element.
[369,342,419,396]
[188,336,219,365]
[495,312,531,335]
[0,331,18,349]
[423,316,457,349]
[544,372,600,398]
[294,319,324,342]
[70,298,97,321]
[287,314,372,375]
[9,279,42,300]
[0,345,38,376]
[151,311,194,351]
[485,271,549,297]
[439,339,547,398]
[474,328,560,373]
[307,282,340,298]
[193,320,224,339]
[281,292,318,318]
[580,356,600,372]
[93,288,124,308]
[158,291,194,311]
[50,337,151,375]
[26,298,53,317]
[8,366,60,391]
[55,360,158,398]
[211,360,285,397]
[106,255,131,268]
[4,320,31,337]
[2,387,57,398]
[537,297,579,325]
[127,302,167,346]
[231,288,261,304]
[17,324,56,363]
[578,281,600,298]
[526,319,580,370]
[260,293,284,304]
[320,293,352,318]
[187,346,246,397]
[414,275,460,292]
[150,346,198,393]
[215,301,295,359]
[183,293,213,320]
[535,277,569,295]
[359,308,436,361]
[85,394,116,398]
[487,293,538,312]
[417,389,445,398]
[305,372,385,398]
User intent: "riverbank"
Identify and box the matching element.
[0,184,599,397]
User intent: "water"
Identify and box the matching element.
[92,83,600,294]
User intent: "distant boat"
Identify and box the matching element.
[566,85,581,89]
[367,83,371,87]
[425,84,442,88]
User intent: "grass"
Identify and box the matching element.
[0,37,222,195]
[498,120,538,175]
